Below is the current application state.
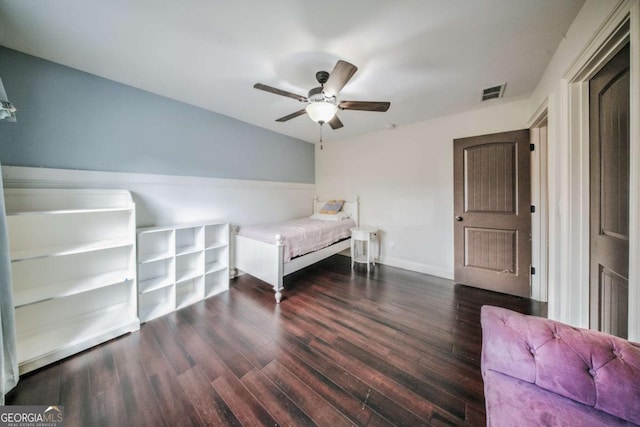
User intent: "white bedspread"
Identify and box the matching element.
[239,217,356,262]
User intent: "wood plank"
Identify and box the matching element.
[212,373,279,427]
[138,323,175,378]
[261,359,354,426]
[316,336,466,420]
[201,297,281,369]
[148,369,205,426]
[185,311,255,378]
[86,343,120,395]
[170,312,229,381]
[89,383,129,427]
[292,291,393,360]
[386,351,484,409]
[57,354,94,426]
[240,368,317,426]
[116,355,168,427]
[148,316,196,375]
[177,366,241,427]
[280,336,431,426]
[275,350,375,426]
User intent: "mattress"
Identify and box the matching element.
[238,217,356,262]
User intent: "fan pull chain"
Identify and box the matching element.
[319,123,323,150]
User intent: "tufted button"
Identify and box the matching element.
[588,368,597,377]
[553,333,560,339]
[613,350,622,359]
[529,348,535,356]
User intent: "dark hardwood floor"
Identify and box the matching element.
[6,255,546,426]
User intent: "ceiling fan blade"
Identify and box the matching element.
[328,115,343,130]
[275,109,307,122]
[254,83,307,102]
[323,60,358,98]
[339,101,390,112]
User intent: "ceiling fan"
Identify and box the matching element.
[253,60,390,131]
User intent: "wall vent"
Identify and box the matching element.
[481,83,506,101]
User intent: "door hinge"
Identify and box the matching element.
[531,267,536,275]
[530,205,536,213]
[530,143,535,151]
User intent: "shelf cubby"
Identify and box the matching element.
[205,270,227,299]
[176,277,204,309]
[137,221,229,322]
[138,229,174,263]
[139,286,174,323]
[176,226,204,256]
[176,252,204,283]
[138,257,174,294]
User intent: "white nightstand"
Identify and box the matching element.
[350,227,378,272]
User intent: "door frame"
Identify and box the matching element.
[528,103,549,302]
[555,0,640,341]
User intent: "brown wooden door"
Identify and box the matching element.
[589,43,630,338]
[454,129,531,297]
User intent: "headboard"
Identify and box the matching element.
[313,196,359,226]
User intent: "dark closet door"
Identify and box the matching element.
[453,129,531,297]
[589,44,630,338]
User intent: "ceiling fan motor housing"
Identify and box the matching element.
[315,70,329,85]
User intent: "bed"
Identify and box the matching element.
[232,197,359,303]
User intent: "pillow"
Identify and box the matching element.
[310,212,351,221]
[319,200,344,214]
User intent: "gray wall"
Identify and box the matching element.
[0,47,314,183]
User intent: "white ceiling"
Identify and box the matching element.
[0,0,585,143]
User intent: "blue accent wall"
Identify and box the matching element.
[0,47,314,183]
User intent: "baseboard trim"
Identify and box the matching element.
[379,256,454,280]
[337,252,454,280]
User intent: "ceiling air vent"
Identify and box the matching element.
[481,83,506,101]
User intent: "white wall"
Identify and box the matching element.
[316,99,530,279]
[1,166,316,229]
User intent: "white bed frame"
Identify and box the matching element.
[232,197,359,303]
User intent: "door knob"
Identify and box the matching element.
[455,216,463,222]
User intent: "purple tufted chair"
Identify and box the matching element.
[481,306,640,426]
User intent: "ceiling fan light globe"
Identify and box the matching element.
[306,102,337,124]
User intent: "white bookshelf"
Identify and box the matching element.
[137,221,229,322]
[4,188,140,374]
